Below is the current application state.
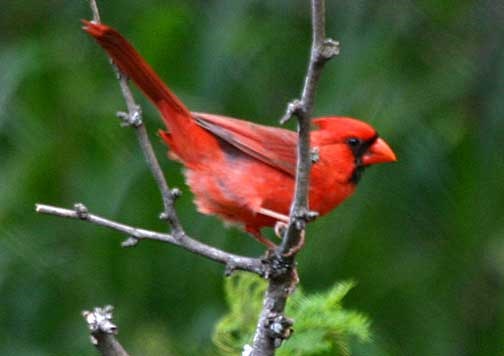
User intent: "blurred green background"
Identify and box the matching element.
[1,0,503,355]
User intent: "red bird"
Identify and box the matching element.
[82,21,396,247]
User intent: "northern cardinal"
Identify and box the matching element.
[82,21,396,247]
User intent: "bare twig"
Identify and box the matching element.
[36,203,265,275]
[280,0,339,255]
[250,1,339,354]
[89,0,101,23]
[82,305,130,356]
[88,0,182,231]
[68,1,265,275]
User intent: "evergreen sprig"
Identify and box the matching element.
[213,274,371,355]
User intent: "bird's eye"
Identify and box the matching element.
[346,137,360,147]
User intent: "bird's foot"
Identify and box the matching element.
[273,221,305,256]
[246,226,277,250]
[258,208,289,223]
[274,221,287,239]
[282,229,305,257]
[254,234,277,250]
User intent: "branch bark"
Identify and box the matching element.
[36,203,265,275]
[82,305,130,356]
[89,0,183,232]
[280,0,339,256]
[250,1,339,355]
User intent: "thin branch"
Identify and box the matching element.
[280,0,339,255]
[82,305,130,356]
[88,0,182,231]
[73,1,268,276]
[36,203,265,275]
[250,1,339,355]
[89,0,101,23]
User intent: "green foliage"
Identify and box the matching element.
[213,274,370,355]
[212,273,267,354]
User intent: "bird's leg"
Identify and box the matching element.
[288,266,300,294]
[254,234,277,249]
[246,226,277,249]
[256,208,305,255]
[258,208,290,223]
[282,229,305,257]
[274,221,288,239]
[259,207,290,240]
[274,221,305,257]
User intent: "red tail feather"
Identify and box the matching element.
[82,20,219,164]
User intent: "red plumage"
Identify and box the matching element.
[82,21,396,244]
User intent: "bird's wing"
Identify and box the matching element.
[193,112,297,176]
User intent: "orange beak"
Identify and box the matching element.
[362,137,397,166]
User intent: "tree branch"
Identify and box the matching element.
[250,1,339,355]
[280,0,339,255]
[36,203,265,275]
[88,0,182,231]
[82,305,130,356]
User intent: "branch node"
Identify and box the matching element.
[289,208,319,231]
[279,99,305,124]
[82,305,118,338]
[263,253,295,280]
[74,203,89,220]
[242,344,253,356]
[310,146,320,163]
[265,312,293,348]
[224,262,237,277]
[116,106,142,127]
[318,38,340,61]
[159,211,169,220]
[159,189,181,222]
[158,211,174,225]
[112,65,125,81]
[121,236,139,248]
[172,230,185,241]
[170,188,182,199]
[295,207,319,223]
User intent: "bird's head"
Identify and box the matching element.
[313,117,397,183]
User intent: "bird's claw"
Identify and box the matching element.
[274,221,288,239]
[282,229,305,257]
